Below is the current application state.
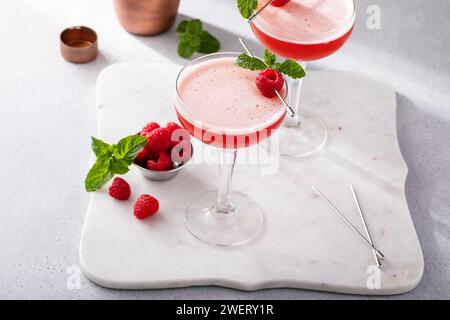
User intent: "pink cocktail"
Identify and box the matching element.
[250,0,356,156]
[174,53,287,246]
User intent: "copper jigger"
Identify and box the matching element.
[60,26,98,63]
[113,0,180,36]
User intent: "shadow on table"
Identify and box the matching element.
[396,93,450,298]
[132,14,265,65]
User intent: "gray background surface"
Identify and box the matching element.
[0,0,448,299]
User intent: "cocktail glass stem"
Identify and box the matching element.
[215,149,237,213]
[284,62,307,129]
[183,145,263,246]
[276,61,327,157]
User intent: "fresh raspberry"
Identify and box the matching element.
[147,151,173,171]
[134,145,149,164]
[146,151,159,161]
[140,121,160,135]
[166,122,191,147]
[165,122,182,135]
[255,68,284,98]
[133,194,159,220]
[271,0,290,7]
[108,177,131,200]
[142,127,171,153]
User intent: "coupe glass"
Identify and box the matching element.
[250,0,356,156]
[174,52,287,246]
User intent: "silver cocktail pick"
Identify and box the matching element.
[311,186,385,260]
[350,184,382,268]
[248,0,274,22]
[238,38,296,118]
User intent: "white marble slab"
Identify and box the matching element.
[79,62,423,295]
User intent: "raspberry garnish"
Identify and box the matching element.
[255,68,284,98]
[108,177,131,200]
[142,127,171,154]
[271,0,290,7]
[147,151,173,171]
[133,194,159,220]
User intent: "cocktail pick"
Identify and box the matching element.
[238,38,296,117]
[311,186,385,261]
[350,184,382,268]
[248,0,274,22]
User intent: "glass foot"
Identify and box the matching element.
[278,110,328,157]
[184,190,264,247]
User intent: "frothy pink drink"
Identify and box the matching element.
[175,57,287,149]
[251,0,355,61]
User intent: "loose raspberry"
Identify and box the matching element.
[147,151,173,171]
[166,122,191,147]
[133,194,159,220]
[255,68,284,98]
[140,121,160,135]
[142,127,171,154]
[108,177,131,200]
[272,0,290,7]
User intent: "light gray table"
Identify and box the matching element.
[0,0,448,299]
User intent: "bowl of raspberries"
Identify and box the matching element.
[133,121,193,181]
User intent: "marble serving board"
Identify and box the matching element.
[79,62,423,295]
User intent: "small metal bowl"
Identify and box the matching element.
[133,143,193,181]
[60,26,98,63]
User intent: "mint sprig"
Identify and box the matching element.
[85,135,147,192]
[235,49,305,79]
[274,59,305,79]
[235,54,267,71]
[237,0,258,19]
[176,19,220,59]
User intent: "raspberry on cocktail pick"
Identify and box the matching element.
[247,0,290,22]
[256,68,285,98]
[238,38,296,117]
[271,0,290,7]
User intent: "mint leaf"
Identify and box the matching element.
[109,158,130,175]
[180,33,201,49]
[186,19,202,34]
[235,48,306,82]
[176,19,220,59]
[176,20,188,33]
[91,137,111,157]
[178,41,197,59]
[236,50,306,80]
[113,134,148,165]
[237,0,258,19]
[264,49,277,67]
[235,53,267,71]
[178,33,202,58]
[85,134,147,192]
[85,158,114,192]
[274,59,305,79]
[189,34,202,50]
[198,31,220,54]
